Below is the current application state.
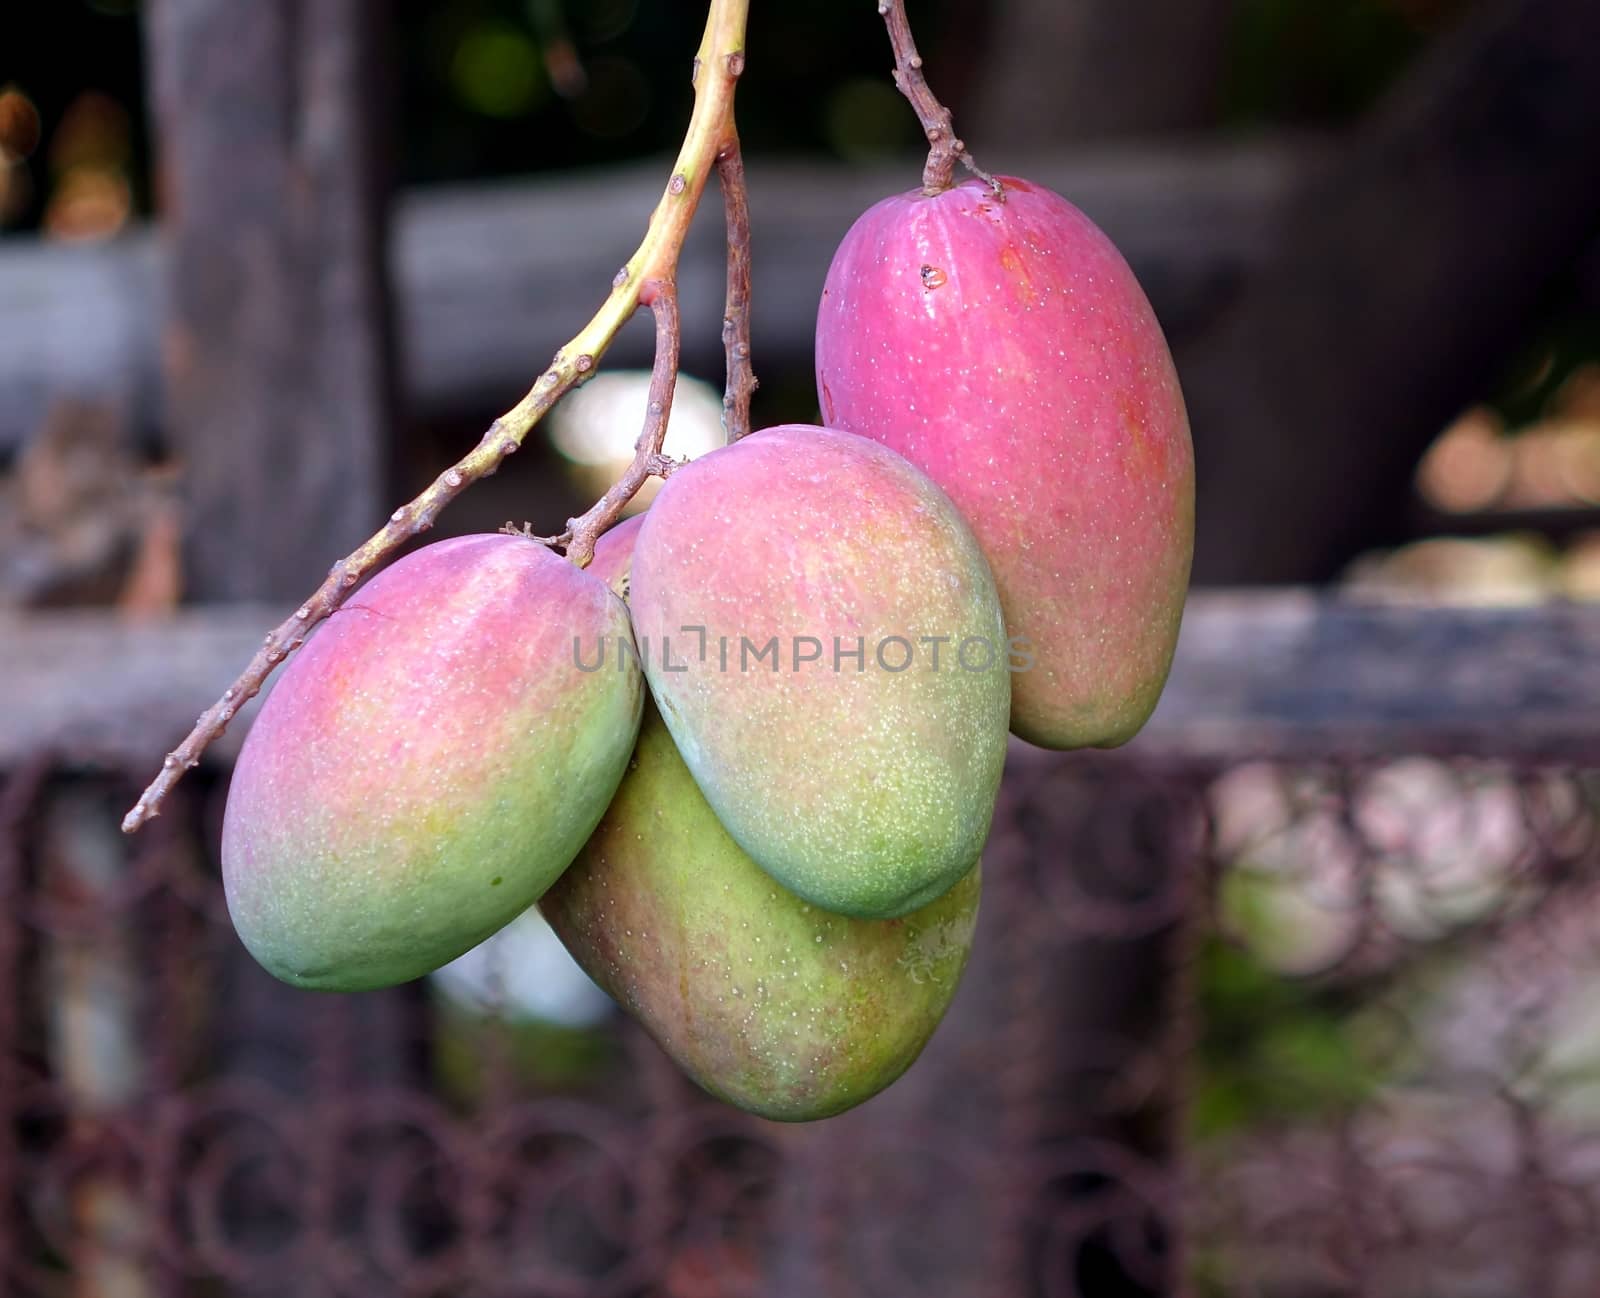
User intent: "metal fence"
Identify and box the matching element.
[4,605,1600,1296]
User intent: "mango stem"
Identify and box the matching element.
[875,0,1002,198]
[717,138,758,441]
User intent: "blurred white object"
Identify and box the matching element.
[547,370,725,511]
[431,907,613,1028]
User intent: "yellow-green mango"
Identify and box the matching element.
[627,425,1010,919]
[543,517,980,1121]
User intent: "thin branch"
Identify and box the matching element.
[876,0,1001,197]
[717,137,758,441]
[565,284,681,568]
[119,415,510,833]
[122,0,750,834]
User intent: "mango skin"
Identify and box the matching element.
[221,534,643,991]
[816,176,1195,750]
[588,513,645,603]
[628,425,1010,920]
[548,520,980,1122]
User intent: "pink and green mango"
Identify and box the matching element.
[627,424,1009,920]
[816,176,1195,750]
[221,534,643,991]
[545,519,980,1122]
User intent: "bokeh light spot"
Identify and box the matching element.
[48,91,131,172]
[43,167,131,241]
[0,85,42,164]
[548,371,724,513]
[450,21,549,119]
[1416,407,1512,514]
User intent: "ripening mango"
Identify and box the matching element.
[627,424,1010,920]
[221,534,643,991]
[816,176,1194,750]
[544,518,980,1122]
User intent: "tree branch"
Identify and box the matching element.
[876,0,999,196]
[717,138,758,441]
[563,285,681,567]
[122,0,749,833]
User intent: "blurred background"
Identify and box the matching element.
[6,0,1599,603]
[3,1,1600,1295]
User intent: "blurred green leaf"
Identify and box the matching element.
[451,19,548,119]
[1192,940,1382,1141]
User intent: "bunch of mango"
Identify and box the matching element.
[221,176,1194,1121]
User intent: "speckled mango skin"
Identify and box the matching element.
[546,519,980,1122]
[815,176,1195,750]
[221,534,643,991]
[628,425,1009,920]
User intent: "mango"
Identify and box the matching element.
[815,176,1195,750]
[588,512,645,601]
[627,424,1009,919]
[546,518,980,1122]
[221,534,643,991]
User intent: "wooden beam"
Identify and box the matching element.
[1130,592,1600,765]
[142,0,394,600]
[0,141,1308,454]
[965,0,1236,145]
[6,594,1598,773]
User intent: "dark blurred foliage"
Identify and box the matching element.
[1223,0,1432,125]
[397,0,952,184]
[0,0,1457,237]
[1492,313,1600,431]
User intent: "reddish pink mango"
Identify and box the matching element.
[222,535,643,991]
[816,176,1195,750]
